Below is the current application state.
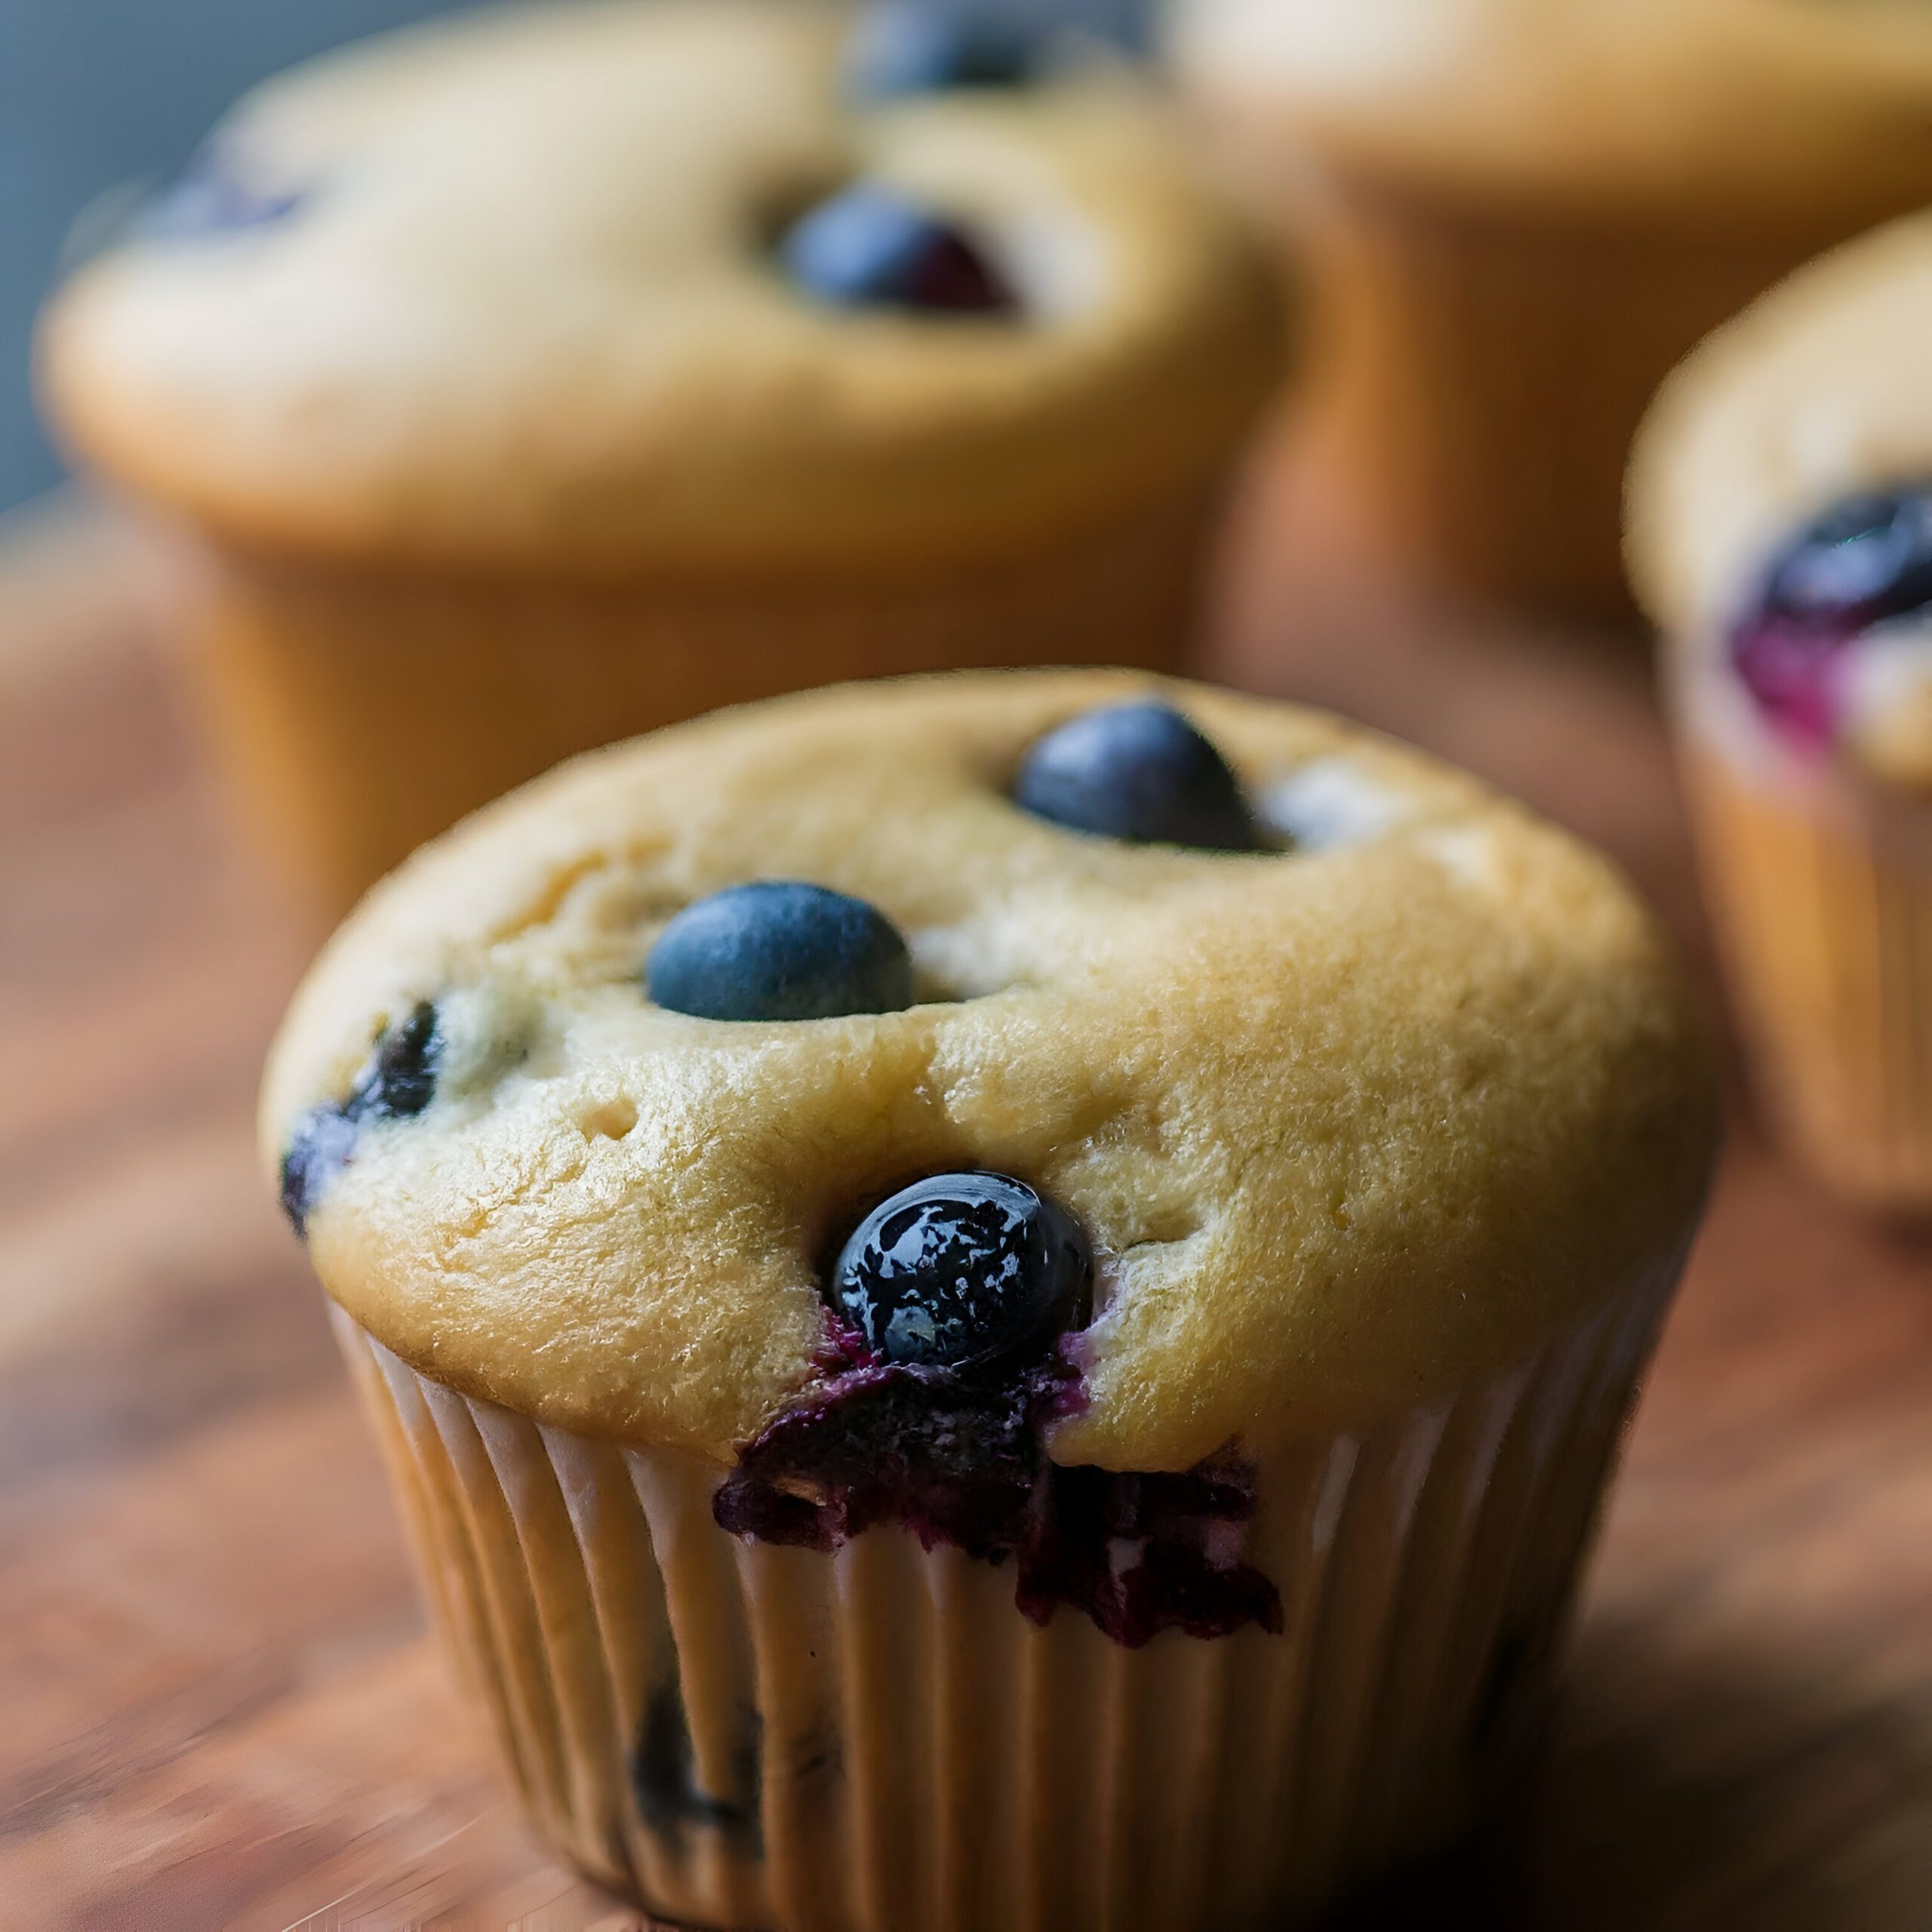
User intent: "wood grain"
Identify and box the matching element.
[4,466,1931,1932]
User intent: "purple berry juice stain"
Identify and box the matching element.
[713,1316,1282,1648]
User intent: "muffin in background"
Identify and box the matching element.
[1630,213,1932,1214]
[263,669,1715,1928]
[38,0,1283,911]
[1170,0,1932,612]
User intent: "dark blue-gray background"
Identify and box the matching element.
[1,0,1145,515]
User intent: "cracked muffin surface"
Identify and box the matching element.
[262,671,1715,1471]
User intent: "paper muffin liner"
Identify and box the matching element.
[1284,179,1829,611]
[1675,688,1932,1213]
[331,1253,1678,1931]
[156,477,1222,915]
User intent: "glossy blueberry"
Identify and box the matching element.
[647,882,914,1023]
[831,1172,1089,1371]
[1014,702,1257,850]
[1729,485,1932,747]
[847,5,1038,97]
[1752,484,1932,637]
[137,140,306,243]
[781,185,1014,317]
[278,1001,441,1236]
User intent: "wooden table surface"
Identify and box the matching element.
[6,460,1932,1932]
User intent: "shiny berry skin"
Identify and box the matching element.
[781,185,1014,317]
[831,1172,1090,1371]
[1755,485,1932,636]
[647,882,914,1023]
[1014,702,1257,850]
[139,141,305,243]
[847,5,1037,97]
[1731,483,1932,746]
[278,1001,441,1236]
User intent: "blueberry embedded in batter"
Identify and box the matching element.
[646,881,914,1022]
[715,1169,1281,1647]
[831,1172,1088,1370]
[845,5,1039,98]
[780,183,1017,317]
[1728,481,1932,749]
[1014,701,1260,851]
[278,1001,440,1235]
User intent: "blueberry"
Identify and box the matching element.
[137,140,306,244]
[1753,484,1932,638]
[366,1001,441,1118]
[781,185,1015,317]
[278,1001,441,1237]
[647,882,914,1023]
[1014,702,1257,850]
[847,5,1038,96]
[1728,485,1932,746]
[278,1106,361,1238]
[831,1172,1089,1371]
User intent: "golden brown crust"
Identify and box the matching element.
[1171,0,1932,228]
[38,2,1281,575]
[262,672,1717,1469]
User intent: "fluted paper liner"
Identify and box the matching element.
[158,478,1219,915]
[1675,678,1932,1211]
[334,1263,1675,1930]
[1291,180,1834,610]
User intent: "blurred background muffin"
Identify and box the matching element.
[1169,0,1932,614]
[1629,212,1932,1215]
[37,0,1284,912]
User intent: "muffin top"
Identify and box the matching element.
[39,1,1281,577]
[1629,213,1932,790]
[1171,0,1932,227]
[263,671,1713,1473]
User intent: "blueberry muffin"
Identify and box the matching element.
[1630,213,1932,1212]
[1169,0,1932,610]
[38,1,1282,911]
[263,669,1715,1927]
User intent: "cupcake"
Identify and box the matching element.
[1629,214,1932,1214]
[261,669,1715,1926]
[38,2,1281,912]
[1169,0,1932,611]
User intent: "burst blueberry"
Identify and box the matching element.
[137,140,306,243]
[831,1172,1089,1371]
[1014,701,1257,850]
[278,1001,441,1235]
[1730,483,1932,747]
[647,882,913,1023]
[846,5,1038,97]
[781,184,1014,317]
